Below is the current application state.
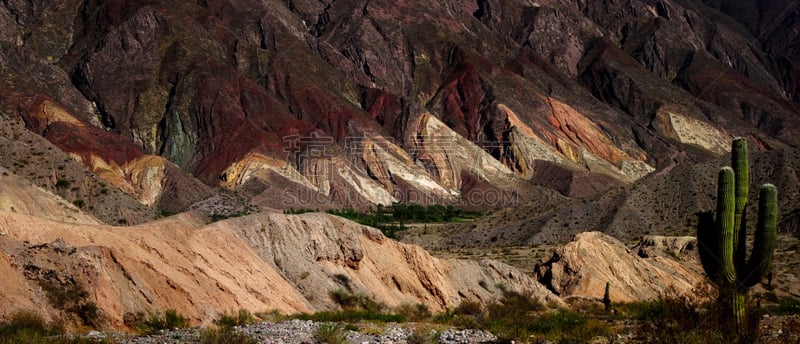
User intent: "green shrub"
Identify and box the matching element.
[294,310,403,323]
[200,326,257,344]
[326,203,482,238]
[55,179,70,188]
[214,309,256,328]
[453,300,483,316]
[436,291,610,343]
[406,326,439,344]
[138,309,188,334]
[773,297,800,315]
[25,267,102,328]
[0,310,111,344]
[0,310,57,338]
[329,289,385,313]
[312,323,347,344]
[396,303,432,322]
[628,286,758,344]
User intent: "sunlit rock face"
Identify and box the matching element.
[535,232,705,303]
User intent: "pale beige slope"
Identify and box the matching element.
[228,212,563,312]
[0,247,51,318]
[0,211,312,327]
[0,167,100,225]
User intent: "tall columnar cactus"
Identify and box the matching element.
[697,137,778,332]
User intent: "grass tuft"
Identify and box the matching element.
[312,323,347,344]
[199,326,258,344]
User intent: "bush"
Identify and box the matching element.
[773,297,800,315]
[72,200,85,208]
[294,310,403,323]
[435,291,610,343]
[406,326,439,344]
[214,309,256,328]
[628,286,760,344]
[200,326,258,344]
[0,310,57,338]
[0,310,111,344]
[24,267,102,328]
[136,309,188,334]
[312,323,347,344]
[329,289,385,313]
[55,179,70,188]
[396,303,432,322]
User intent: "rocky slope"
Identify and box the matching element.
[405,144,800,248]
[1,0,798,216]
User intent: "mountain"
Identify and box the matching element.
[1,0,798,216]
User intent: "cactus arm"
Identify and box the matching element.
[735,207,749,276]
[742,184,778,288]
[731,138,749,270]
[717,167,737,284]
[731,138,749,227]
[697,211,721,282]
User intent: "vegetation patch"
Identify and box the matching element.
[125,309,188,334]
[213,309,256,328]
[295,310,404,323]
[311,323,347,344]
[199,326,258,344]
[22,265,102,328]
[0,310,111,344]
[435,291,609,343]
[324,203,482,238]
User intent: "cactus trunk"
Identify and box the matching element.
[719,286,748,331]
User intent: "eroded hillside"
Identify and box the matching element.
[0,168,561,328]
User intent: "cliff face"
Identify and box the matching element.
[2,0,797,213]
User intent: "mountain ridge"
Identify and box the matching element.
[2,0,798,216]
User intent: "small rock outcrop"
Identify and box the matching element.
[534,232,704,302]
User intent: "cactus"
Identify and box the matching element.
[697,137,778,332]
[603,282,611,312]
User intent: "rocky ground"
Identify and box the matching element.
[73,314,800,344]
[95,320,498,344]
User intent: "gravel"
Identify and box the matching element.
[106,319,498,343]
